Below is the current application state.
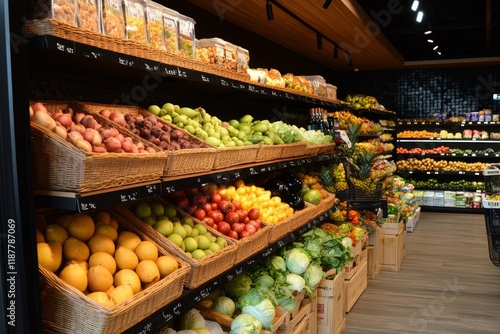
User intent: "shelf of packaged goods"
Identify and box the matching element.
[28,35,338,108]
[398,171,484,177]
[419,206,482,214]
[397,139,500,143]
[122,207,334,334]
[34,154,335,213]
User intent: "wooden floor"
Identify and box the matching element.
[344,212,500,334]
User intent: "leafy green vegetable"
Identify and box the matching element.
[265,255,287,278]
[294,227,333,262]
[223,274,252,299]
[302,262,325,292]
[238,288,276,329]
[179,309,205,330]
[254,274,275,293]
[286,273,306,292]
[320,238,352,273]
[229,314,262,334]
[284,248,311,274]
[212,296,236,317]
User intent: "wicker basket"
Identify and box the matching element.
[227,221,272,264]
[38,210,190,334]
[303,144,321,157]
[114,201,238,289]
[319,193,336,212]
[30,101,167,192]
[212,145,260,169]
[279,142,307,159]
[78,102,217,176]
[255,144,283,162]
[291,203,318,231]
[317,143,335,154]
[268,215,294,243]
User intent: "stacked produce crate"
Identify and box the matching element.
[482,165,500,267]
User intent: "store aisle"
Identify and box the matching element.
[344,212,500,334]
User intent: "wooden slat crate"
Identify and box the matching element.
[344,261,368,312]
[380,222,406,272]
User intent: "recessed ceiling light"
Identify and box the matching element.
[424,30,432,35]
[416,11,424,22]
[427,39,434,43]
[411,1,419,11]
[433,45,439,51]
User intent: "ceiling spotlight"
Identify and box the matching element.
[416,11,424,22]
[437,51,442,55]
[427,39,434,43]
[317,33,323,50]
[433,45,439,51]
[323,0,333,9]
[424,30,432,35]
[411,1,419,11]
[266,1,274,20]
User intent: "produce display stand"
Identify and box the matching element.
[482,165,500,267]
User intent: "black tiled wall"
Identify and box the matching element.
[335,66,500,119]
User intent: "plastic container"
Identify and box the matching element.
[177,13,196,58]
[144,0,165,50]
[195,38,226,66]
[326,83,337,100]
[102,0,126,38]
[76,0,100,32]
[223,41,238,71]
[51,0,78,26]
[162,7,179,54]
[123,0,147,44]
[302,75,327,97]
[236,46,250,73]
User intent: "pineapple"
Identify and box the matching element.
[351,148,376,193]
[318,165,336,193]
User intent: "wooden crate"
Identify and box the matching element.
[367,245,381,280]
[303,290,317,334]
[277,299,312,334]
[380,223,406,272]
[316,271,345,334]
[343,234,368,279]
[335,318,346,334]
[344,261,368,312]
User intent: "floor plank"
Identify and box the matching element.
[344,212,500,334]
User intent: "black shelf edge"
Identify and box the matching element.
[28,35,338,108]
[122,207,334,334]
[419,206,483,214]
[413,188,485,192]
[397,139,500,143]
[398,121,500,126]
[34,154,335,213]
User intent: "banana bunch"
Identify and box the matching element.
[345,94,382,110]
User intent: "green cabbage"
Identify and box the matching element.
[179,309,205,330]
[223,274,252,299]
[229,314,262,334]
[302,262,325,292]
[212,296,236,317]
[320,238,352,274]
[286,273,306,292]
[238,288,276,329]
[265,255,287,278]
[254,274,275,293]
[284,248,311,274]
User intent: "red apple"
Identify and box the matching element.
[217,221,231,235]
[203,217,215,227]
[248,219,261,230]
[248,208,260,220]
[202,203,212,213]
[193,208,206,220]
[245,224,257,235]
[228,230,239,240]
[218,200,232,214]
[225,211,239,225]
[210,193,222,204]
[232,222,245,234]
[235,209,248,222]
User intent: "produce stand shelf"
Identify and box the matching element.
[396,153,500,159]
[28,35,339,108]
[397,139,500,144]
[34,154,334,212]
[419,206,482,214]
[121,208,334,334]
[398,171,483,177]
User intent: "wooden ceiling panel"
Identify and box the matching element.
[186,0,405,71]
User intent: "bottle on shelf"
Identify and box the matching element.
[307,108,317,131]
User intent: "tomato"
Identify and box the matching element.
[239,230,250,238]
[217,221,231,235]
[218,200,232,214]
[248,219,261,230]
[228,230,239,239]
[244,224,257,235]
[210,202,218,211]
[232,222,245,234]
[225,211,239,225]
[193,208,206,220]
[248,208,260,220]
[232,200,241,210]
[203,217,215,227]
[210,193,222,204]
[235,209,248,222]
[202,203,212,213]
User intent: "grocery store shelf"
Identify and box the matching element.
[28,35,338,108]
[398,121,500,126]
[34,154,335,212]
[396,153,500,158]
[122,207,334,334]
[419,206,483,214]
[398,171,483,177]
[397,139,500,143]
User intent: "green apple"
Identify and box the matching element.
[153,219,173,237]
[134,202,151,219]
[148,105,161,116]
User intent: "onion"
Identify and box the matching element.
[99,109,111,118]
[55,113,73,129]
[54,125,67,140]
[67,131,83,144]
[74,139,93,153]
[92,146,107,153]
[121,139,134,152]
[109,111,127,126]
[80,115,99,129]
[136,141,145,150]
[70,124,86,134]
[73,112,85,124]
[31,102,47,113]
[115,133,125,143]
[29,105,34,118]
[104,137,121,152]
[145,147,157,153]
[32,110,56,130]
